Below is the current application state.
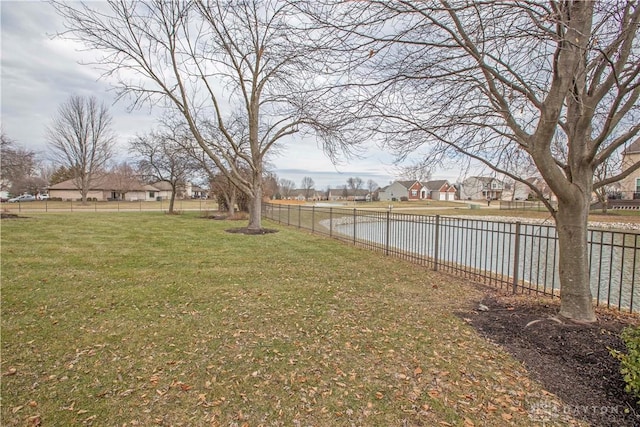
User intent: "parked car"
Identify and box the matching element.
[37,194,50,200]
[8,194,36,203]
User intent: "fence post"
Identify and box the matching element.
[434,215,440,271]
[287,204,291,226]
[298,205,301,229]
[385,210,390,256]
[512,222,521,294]
[312,206,315,233]
[353,208,357,245]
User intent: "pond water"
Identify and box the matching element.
[326,217,639,312]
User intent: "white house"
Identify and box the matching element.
[423,180,457,201]
[459,176,505,200]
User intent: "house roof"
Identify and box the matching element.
[328,188,369,196]
[624,140,640,154]
[49,174,157,191]
[152,181,173,191]
[469,176,496,183]
[423,180,450,191]
[396,180,420,189]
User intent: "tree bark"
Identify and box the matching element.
[556,196,596,322]
[169,186,176,214]
[247,183,262,230]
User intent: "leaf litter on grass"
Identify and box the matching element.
[1,213,583,426]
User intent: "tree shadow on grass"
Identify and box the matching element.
[0,213,26,220]
[225,227,278,235]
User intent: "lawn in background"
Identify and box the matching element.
[1,213,575,426]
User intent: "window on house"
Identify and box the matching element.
[149,191,155,198]
[636,178,640,192]
[411,190,417,196]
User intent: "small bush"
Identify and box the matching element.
[612,326,640,403]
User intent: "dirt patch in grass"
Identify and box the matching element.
[0,213,24,220]
[462,289,640,426]
[202,214,229,220]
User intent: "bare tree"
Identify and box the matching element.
[301,176,315,200]
[367,179,379,195]
[347,177,364,191]
[46,95,115,204]
[593,154,624,214]
[110,161,142,202]
[1,134,38,196]
[52,0,360,230]
[278,178,296,199]
[130,127,196,214]
[301,1,640,322]
[263,172,279,200]
[400,162,432,184]
[210,172,238,214]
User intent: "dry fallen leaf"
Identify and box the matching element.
[3,367,17,376]
[501,413,513,421]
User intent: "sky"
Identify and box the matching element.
[1,1,462,190]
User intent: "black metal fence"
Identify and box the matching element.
[263,203,640,313]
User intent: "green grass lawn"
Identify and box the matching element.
[1,213,576,426]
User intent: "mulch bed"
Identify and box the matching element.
[225,227,279,235]
[462,289,640,426]
[0,213,23,220]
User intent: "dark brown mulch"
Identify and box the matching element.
[462,290,640,426]
[225,227,279,235]
[0,213,23,219]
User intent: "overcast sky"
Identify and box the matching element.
[1,1,462,189]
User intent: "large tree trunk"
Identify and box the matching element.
[556,196,596,322]
[227,188,236,217]
[247,183,262,230]
[168,187,176,214]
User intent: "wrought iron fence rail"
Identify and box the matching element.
[263,203,639,313]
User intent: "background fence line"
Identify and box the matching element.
[2,199,216,213]
[263,203,640,313]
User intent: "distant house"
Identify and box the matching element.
[289,189,322,201]
[150,181,179,200]
[190,185,209,199]
[49,174,160,201]
[150,181,209,200]
[423,180,457,201]
[620,140,640,200]
[512,177,556,201]
[378,181,423,201]
[326,188,370,201]
[459,176,505,200]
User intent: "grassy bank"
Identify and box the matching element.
[1,213,575,426]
